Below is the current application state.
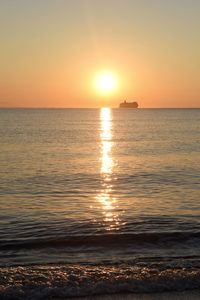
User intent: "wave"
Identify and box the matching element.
[1,231,200,250]
[1,263,200,299]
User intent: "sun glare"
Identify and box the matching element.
[95,72,118,95]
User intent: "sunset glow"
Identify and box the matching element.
[95,72,118,95]
[0,1,199,108]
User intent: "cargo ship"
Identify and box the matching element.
[119,101,138,108]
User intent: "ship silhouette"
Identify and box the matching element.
[119,100,138,108]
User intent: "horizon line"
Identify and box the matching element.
[0,107,200,109]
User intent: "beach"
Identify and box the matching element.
[1,263,200,299]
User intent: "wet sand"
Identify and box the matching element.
[72,290,200,300]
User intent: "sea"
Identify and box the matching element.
[0,108,199,299]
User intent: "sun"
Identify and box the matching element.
[95,71,118,95]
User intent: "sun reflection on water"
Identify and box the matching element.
[100,108,113,175]
[95,107,120,231]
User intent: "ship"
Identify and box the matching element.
[119,100,139,108]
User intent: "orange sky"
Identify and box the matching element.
[0,0,200,108]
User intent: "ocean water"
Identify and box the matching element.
[0,108,200,299]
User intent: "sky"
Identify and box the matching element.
[0,0,200,108]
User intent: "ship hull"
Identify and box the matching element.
[119,101,138,108]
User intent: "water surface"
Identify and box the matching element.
[0,108,199,298]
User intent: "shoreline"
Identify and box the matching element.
[71,291,200,300]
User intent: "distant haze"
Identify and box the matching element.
[0,0,200,108]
